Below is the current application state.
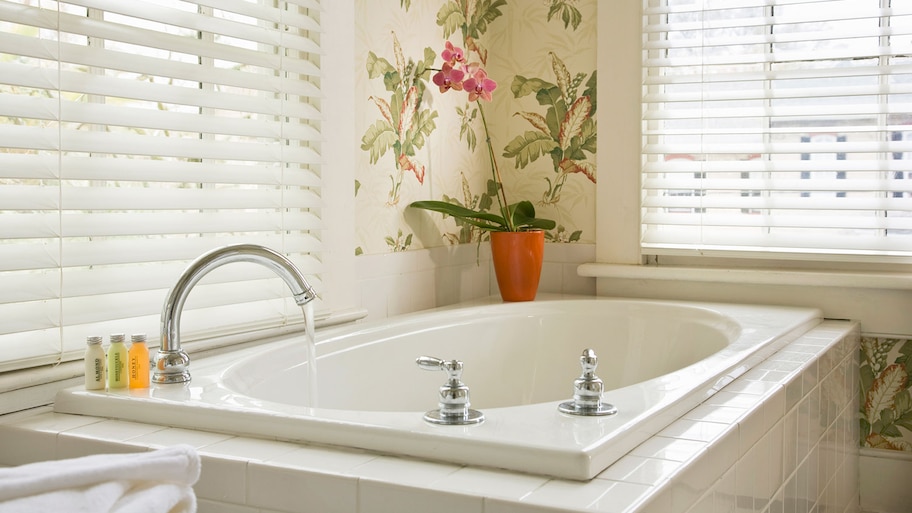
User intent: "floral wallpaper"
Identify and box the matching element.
[354,0,597,255]
[860,336,912,451]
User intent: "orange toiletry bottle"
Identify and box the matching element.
[128,333,150,389]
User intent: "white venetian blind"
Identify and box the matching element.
[0,0,325,372]
[642,0,912,259]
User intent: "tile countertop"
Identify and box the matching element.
[0,320,858,513]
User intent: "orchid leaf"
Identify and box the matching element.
[503,131,560,168]
[507,201,556,230]
[410,199,554,232]
[410,200,506,230]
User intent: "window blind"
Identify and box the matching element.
[642,0,912,259]
[0,0,324,372]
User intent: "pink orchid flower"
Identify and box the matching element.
[441,41,465,65]
[463,68,497,102]
[432,62,465,93]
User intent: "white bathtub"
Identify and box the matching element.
[54,296,822,480]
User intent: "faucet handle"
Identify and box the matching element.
[558,349,618,417]
[579,348,599,375]
[415,356,484,426]
[416,356,463,382]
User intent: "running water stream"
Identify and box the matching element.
[301,302,318,407]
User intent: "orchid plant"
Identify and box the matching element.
[409,42,555,233]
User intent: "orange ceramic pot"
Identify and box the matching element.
[489,230,544,302]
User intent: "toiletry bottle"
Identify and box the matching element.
[128,333,150,389]
[107,333,129,389]
[84,336,106,390]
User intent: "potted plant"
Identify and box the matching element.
[409,42,555,301]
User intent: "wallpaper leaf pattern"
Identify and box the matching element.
[860,336,912,451]
[505,52,597,205]
[546,0,583,30]
[361,34,438,206]
[356,0,597,254]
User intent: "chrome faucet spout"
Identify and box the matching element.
[153,244,317,385]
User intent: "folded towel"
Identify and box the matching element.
[0,444,201,513]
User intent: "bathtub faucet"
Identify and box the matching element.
[558,349,618,416]
[152,244,317,385]
[416,356,485,425]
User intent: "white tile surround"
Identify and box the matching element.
[0,319,860,513]
[355,243,598,321]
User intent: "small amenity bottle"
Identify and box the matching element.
[128,333,150,389]
[107,333,129,389]
[84,336,106,390]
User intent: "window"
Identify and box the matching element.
[642,0,912,260]
[0,0,325,373]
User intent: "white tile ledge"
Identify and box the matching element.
[578,263,912,290]
[860,447,912,462]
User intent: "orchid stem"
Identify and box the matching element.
[476,102,514,231]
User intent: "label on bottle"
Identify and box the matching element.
[114,353,122,380]
[128,341,150,389]
[85,343,106,391]
[107,342,128,388]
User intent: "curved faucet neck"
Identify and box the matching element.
[154,244,316,384]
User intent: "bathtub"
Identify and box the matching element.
[54,295,822,480]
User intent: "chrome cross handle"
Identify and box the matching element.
[416,356,484,425]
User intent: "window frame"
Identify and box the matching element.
[597,1,912,273]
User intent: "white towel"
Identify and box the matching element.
[0,444,201,513]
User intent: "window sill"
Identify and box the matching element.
[577,263,912,290]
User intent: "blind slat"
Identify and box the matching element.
[643,0,912,259]
[0,0,325,373]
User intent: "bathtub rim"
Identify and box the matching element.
[53,294,823,480]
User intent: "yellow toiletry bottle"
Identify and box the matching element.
[107,333,129,389]
[128,333,150,389]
